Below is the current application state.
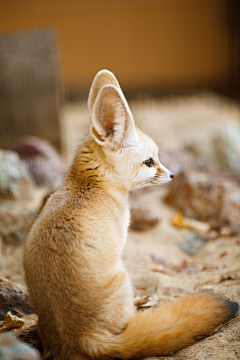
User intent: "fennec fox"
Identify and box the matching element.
[24,70,239,360]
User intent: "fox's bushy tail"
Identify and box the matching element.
[86,293,239,359]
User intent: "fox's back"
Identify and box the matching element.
[24,168,134,353]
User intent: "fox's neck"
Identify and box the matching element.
[68,137,130,249]
[72,136,102,172]
[69,136,129,205]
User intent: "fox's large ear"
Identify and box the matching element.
[88,70,121,112]
[90,84,137,148]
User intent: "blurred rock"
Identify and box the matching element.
[177,232,205,255]
[130,200,160,231]
[0,150,34,201]
[0,332,40,360]
[12,136,66,188]
[0,202,36,245]
[206,230,219,241]
[219,227,235,237]
[184,122,240,174]
[151,253,165,265]
[165,169,240,226]
[0,277,33,321]
[159,148,211,176]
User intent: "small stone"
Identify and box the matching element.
[151,253,165,265]
[0,202,36,245]
[0,332,40,360]
[130,200,160,231]
[219,227,234,237]
[0,277,33,321]
[0,150,34,201]
[159,148,210,175]
[12,137,66,188]
[165,168,240,227]
[206,230,219,241]
[184,122,240,174]
[177,232,205,255]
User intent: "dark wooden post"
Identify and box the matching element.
[0,29,63,150]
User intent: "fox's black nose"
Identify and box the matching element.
[170,173,175,179]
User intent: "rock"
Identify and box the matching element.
[159,148,211,176]
[12,137,66,187]
[206,230,219,240]
[151,253,165,265]
[0,150,34,201]
[165,169,240,226]
[177,232,205,255]
[0,277,33,321]
[130,200,160,231]
[0,332,40,360]
[183,122,240,174]
[0,202,36,245]
[219,227,235,237]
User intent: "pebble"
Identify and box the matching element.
[0,332,40,360]
[0,150,34,201]
[130,200,160,231]
[0,277,33,321]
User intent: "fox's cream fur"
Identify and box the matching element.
[24,70,239,360]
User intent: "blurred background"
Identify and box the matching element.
[0,0,240,160]
[1,0,240,97]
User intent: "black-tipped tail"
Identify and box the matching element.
[222,298,239,322]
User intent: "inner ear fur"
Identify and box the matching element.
[88,70,121,112]
[90,85,135,146]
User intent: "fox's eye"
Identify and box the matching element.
[143,158,155,167]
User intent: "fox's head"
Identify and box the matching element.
[88,70,174,191]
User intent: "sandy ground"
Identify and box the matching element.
[1,93,240,359]
[126,188,240,360]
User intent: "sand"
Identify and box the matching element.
[1,92,240,359]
